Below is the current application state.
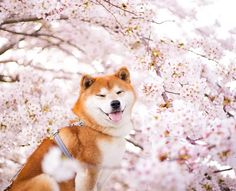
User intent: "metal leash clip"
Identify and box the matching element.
[70,119,84,127]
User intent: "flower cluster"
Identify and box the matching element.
[0,70,76,189]
[0,0,236,191]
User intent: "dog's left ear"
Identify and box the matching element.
[115,67,130,83]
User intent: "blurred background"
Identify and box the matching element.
[0,0,236,190]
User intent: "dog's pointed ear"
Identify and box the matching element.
[80,75,95,90]
[115,67,130,83]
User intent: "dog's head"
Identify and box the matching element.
[73,67,136,136]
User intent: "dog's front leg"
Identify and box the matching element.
[75,166,98,191]
[96,169,112,191]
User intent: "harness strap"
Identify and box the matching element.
[53,130,73,159]
[53,119,84,159]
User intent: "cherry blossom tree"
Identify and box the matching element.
[0,0,236,190]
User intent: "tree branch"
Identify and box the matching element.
[164,90,180,95]
[0,27,85,54]
[0,42,15,55]
[125,138,144,150]
[213,167,233,173]
[223,105,234,118]
[0,59,83,79]
[102,0,137,16]
[161,92,169,102]
[0,74,19,83]
[0,59,17,64]
[95,0,123,29]
[0,37,24,55]
[0,16,68,26]
[182,47,219,64]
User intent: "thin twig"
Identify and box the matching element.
[161,92,169,102]
[95,0,123,29]
[0,16,68,26]
[182,47,219,64]
[165,90,180,95]
[40,39,81,59]
[0,59,16,64]
[149,19,175,25]
[213,167,233,173]
[186,136,204,145]
[102,0,137,16]
[125,138,143,150]
[223,105,234,118]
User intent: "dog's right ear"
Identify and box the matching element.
[80,75,95,90]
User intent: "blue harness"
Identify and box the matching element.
[53,120,84,159]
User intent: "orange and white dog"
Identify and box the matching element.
[8,67,136,191]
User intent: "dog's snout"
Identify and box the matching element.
[111,100,120,109]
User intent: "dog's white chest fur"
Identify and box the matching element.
[93,138,126,190]
[97,137,126,167]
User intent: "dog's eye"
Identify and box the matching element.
[116,90,124,95]
[96,94,106,97]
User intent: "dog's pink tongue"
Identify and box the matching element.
[109,112,122,123]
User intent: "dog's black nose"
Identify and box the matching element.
[111,100,121,110]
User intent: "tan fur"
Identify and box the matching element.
[8,67,135,191]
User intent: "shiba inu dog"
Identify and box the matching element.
[8,67,136,191]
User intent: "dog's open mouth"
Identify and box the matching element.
[107,111,123,122]
[99,108,124,123]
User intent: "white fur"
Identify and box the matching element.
[96,137,126,190]
[98,137,126,167]
[84,86,135,137]
[42,147,81,182]
[75,168,88,191]
[75,138,126,191]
